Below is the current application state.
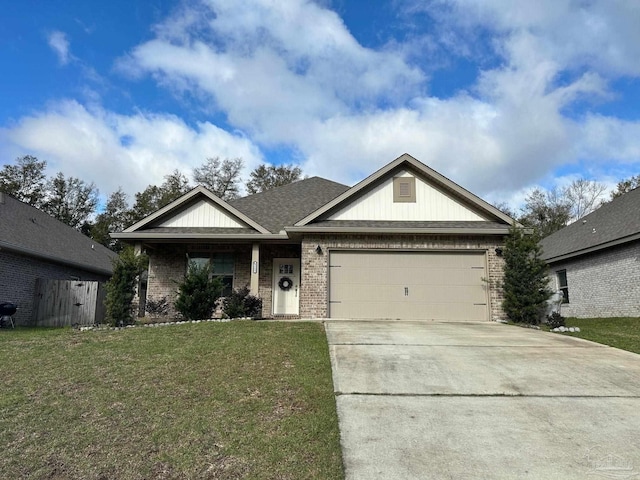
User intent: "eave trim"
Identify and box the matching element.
[285,226,510,235]
[111,232,290,241]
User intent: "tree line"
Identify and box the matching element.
[0,155,303,251]
[496,176,640,238]
[1,154,638,250]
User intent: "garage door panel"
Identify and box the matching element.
[330,267,412,286]
[331,285,487,304]
[329,251,489,321]
[330,300,487,321]
[330,268,483,288]
[409,285,486,303]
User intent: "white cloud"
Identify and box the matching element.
[47,31,72,65]
[416,0,640,76]
[0,100,264,200]
[109,0,640,203]
[578,114,640,162]
[5,0,640,214]
[117,0,424,134]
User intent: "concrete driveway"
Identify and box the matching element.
[325,321,640,480]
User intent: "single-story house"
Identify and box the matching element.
[112,154,514,321]
[540,186,640,318]
[0,192,117,326]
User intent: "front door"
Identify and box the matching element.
[272,258,300,315]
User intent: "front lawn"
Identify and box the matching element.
[559,317,640,354]
[0,321,343,479]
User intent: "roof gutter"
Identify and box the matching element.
[285,226,511,235]
[0,240,113,276]
[111,232,290,241]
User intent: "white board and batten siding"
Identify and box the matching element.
[159,199,247,228]
[328,170,489,222]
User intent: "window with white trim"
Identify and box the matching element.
[557,270,569,304]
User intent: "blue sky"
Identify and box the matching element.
[1,0,640,209]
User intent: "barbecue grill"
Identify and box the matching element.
[0,302,17,329]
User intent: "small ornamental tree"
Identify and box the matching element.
[105,247,148,326]
[174,263,223,320]
[502,225,552,324]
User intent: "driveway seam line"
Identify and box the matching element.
[330,343,604,348]
[335,392,640,398]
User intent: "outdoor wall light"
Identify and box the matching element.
[495,247,504,257]
[315,245,323,255]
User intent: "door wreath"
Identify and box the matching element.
[278,277,293,291]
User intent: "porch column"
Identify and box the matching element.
[250,243,260,295]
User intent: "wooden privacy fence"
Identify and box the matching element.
[33,279,106,327]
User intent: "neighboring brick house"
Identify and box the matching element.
[0,192,117,326]
[540,187,640,318]
[113,154,514,321]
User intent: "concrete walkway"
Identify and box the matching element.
[326,321,640,480]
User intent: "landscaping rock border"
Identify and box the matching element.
[551,326,581,333]
[78,318,255,332]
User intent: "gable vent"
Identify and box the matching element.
[393,177,416,203]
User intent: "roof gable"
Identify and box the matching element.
[158,198,248,228]
[296,153,513,226]
[123,186,270,234]
[327,169,490,222]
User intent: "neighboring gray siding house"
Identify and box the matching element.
[540,187,640,318]
[0,192,117,325]
[113,154,515,322]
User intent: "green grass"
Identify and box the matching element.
[0,322,344,479]
[559,317,640,354]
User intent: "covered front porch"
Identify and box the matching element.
[141,241,302,319]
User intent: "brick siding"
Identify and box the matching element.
[0,251,110,326]
[548,241,640,318]
[146,246,186,317]
[146,236,506,321]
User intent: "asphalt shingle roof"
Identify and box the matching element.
[540,187,640,262]
[0,193,117,274]
[229,177,350,233]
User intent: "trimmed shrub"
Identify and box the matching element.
[174,263,223,320]
[546,311,566,329]
[222,286,263,319]
[105,247,148,327]
[145,296,169,317]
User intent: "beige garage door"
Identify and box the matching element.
[329,251,489,321]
